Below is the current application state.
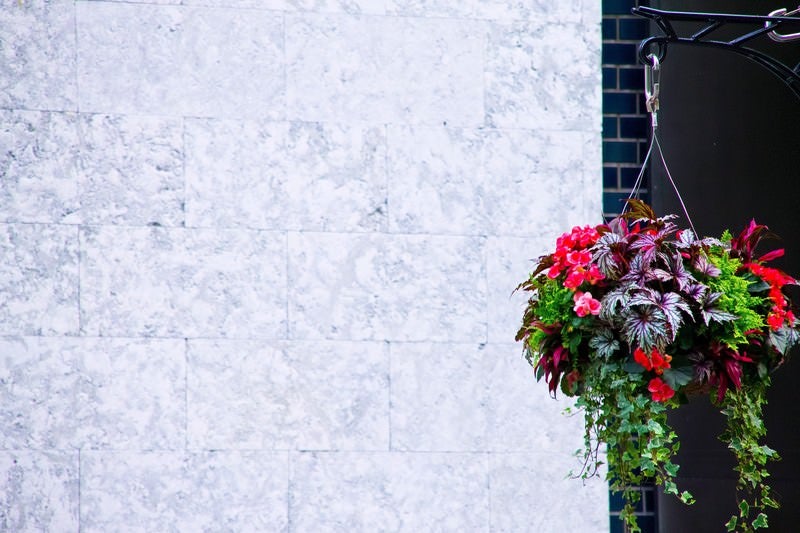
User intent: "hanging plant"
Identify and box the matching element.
[515,199,800,532]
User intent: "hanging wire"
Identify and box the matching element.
[624,54,699,237]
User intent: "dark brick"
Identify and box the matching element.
[602,0,635,15]
[603,141,638,163]
[619,66,645,90]
[621,166,646,189]
[603,67,618,90]
[619,18,650,40]
[620,116,649,138]
[603,191,632,214]
[603,165,619,188]
[603,42,637,64]
[603,116,618,138]
[602,18,618,39]
[603,92,637,114]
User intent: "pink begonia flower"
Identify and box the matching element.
[573,291,601,317]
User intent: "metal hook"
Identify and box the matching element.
[645,54,660,116]
[765,6,800,42]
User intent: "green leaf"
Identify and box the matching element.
[662,366,694,390]
[752,513,768,529]
[725,515,737,531]
[739,500,749,518]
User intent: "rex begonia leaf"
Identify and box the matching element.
[623,306,669,350]
[694,255,722,278]
[589,328,620,359]
[700,291,737,326]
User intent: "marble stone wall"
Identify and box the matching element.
[1,1,606,531]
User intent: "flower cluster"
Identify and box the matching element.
[515,200,800,533]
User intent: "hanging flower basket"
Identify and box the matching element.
[515,200,800,533]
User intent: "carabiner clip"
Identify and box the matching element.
[644,54,660,116]
[766,6,800,43]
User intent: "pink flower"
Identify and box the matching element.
[573,291,601,317]
[566,250,592,266]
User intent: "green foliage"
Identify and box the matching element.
[705,252,765,347]
[534,280,574,325]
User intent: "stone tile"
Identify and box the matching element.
[290,451,489,532]
[484,343,586,452]
[387,126,587,237]
[183,0,385,15]
[80,226,286,338]
[78,114,184,226]
[390,343,489,451]
[185,119,387,231]
[487,235,559,344]
[0,336,185,450]
[489,452,608,532]
[0,110,80,224]
[288,232,486,342]
[386,0,581,22]
[0,451,79,533]
[81,451,289,532]
[387,125,486,235]
[76,3,284,119]
[187,339,389,450]
[0,0,77,111]
[485,21,601,130]
[286,13,484,126]
[0,224,79,335]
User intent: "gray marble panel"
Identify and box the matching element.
[290,451,489,532]
[289,232,385,341]
[76,3,284,119]
[0,451,79,533]
[485,343,586,452]
[78,114,184,226]
[0,1,77,111]
[0,336,185,450]
[488,235,559,344]
[185,119,387,231]
[388,126,587,237]
[0,224,79,335]
[489,452,608,532]
[81,451,289,532]
[80,226,286,338]
[0,110,80,224]
[289,232,486,342]
[183,0,385,14]
[187,339,389,450]
[386,0,581,21]
[390,342,488,451]
[485,21,602,131]
[286,14,484,126]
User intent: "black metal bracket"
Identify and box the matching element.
[632,6,800,99]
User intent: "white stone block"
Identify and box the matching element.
[290,451,489,531]
[80,451,289,532]
[390,342,489,451]
[185,118,387,231]
[0,336,185,450]
[0,1,77,111]
[187,339,389,450]
[486,21,602,131]
[387,0,582,22]
[484,343,586,452]
[289,232,486,342]
[183,0,385,15]
[76,3,284,119]
[0,224,79,335]
[0,451,79,533]
[80,226,286,338]
[78,114,184,226]
[0,110,80,224]
[388,126,589,237]
[286,13,484,126]
[490,452,608,532]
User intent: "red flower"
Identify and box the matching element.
[633,347,672,375]
[648,377,675,403]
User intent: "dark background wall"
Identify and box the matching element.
[647,1,800,531]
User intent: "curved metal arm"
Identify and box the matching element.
[632,6,800,99]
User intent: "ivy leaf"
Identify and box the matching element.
[726,516,737,532]
[739,500,750,518]
[589,329,620,359]
[752,513,768,529]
